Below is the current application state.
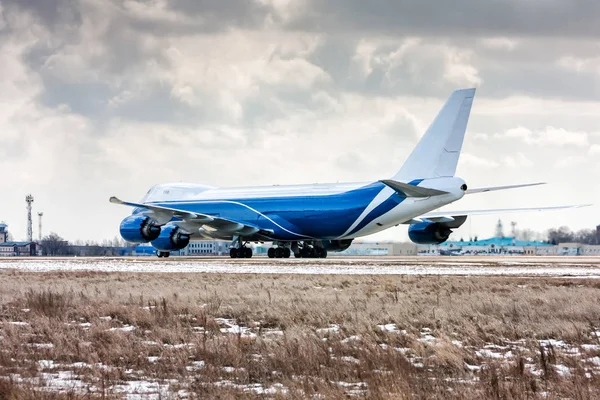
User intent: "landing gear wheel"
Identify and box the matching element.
[317,247,327,258]
[283,248,291,258]
[244,247,253,258]
[275,247,283,258]
[267,248,275,258]
[157,251,170,258]
[294,252,301,258]
[230,248,238,258]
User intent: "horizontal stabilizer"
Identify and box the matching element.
[409,204,591,222]
[466,182,546,194]
[380,180,449,198]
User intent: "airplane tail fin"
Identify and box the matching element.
[393,88,476,181]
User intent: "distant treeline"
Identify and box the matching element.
[40,233,132,256]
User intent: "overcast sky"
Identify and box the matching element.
[1,0,598,242]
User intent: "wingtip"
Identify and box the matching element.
[109,196,122,204]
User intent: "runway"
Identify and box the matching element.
[1,256,600,276]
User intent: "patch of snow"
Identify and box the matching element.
[581,344,600,351]
[111,380,170,398]
[452,340,463,348]
[342,335,361,343]
[30,343,54,349]
[263,329,284,337]
[418,334,436,343]
[4,258,600,276]
[555,364,570,376]
[394,347,411,354]
[539,339,568,348]
[99,316,112,321]
[39,360,56,369]
[21,308,30,312]
[588,357,600,366]
[186,361,205,371]
[8,321,29,326]
[316,324,340,334]
[215,318,257,339]
[109,325,136,332]
[476,349,505,359]
[377,323,398,332]
[465,363,481,371]
[340,356,360,364]
[147,356,159,363]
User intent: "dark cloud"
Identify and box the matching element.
[2,0,81,29]
[291,0,600,38]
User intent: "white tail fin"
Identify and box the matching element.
[393,88,476,180]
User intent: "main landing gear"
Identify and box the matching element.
[229,236,253,258]
[297,245,327,259]
[267,247,291,259]
[157,251,170,258]
[230,247,252,258]
[267,242,327,259]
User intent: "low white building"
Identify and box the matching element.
[180,240,231,256]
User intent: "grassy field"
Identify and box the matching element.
[0,269,599,399]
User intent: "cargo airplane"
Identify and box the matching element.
[111,88,583,258]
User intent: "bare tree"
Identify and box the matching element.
[547,226,574,245]
[41,233,69,256]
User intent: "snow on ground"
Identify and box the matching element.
[1,258,600,276]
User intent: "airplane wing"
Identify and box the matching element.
[404,204,590,224]
[109,197,274,238]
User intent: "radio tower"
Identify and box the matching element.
[38,212,44,241]
[25,195,34,242]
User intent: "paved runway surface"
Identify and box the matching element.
[1,256,600,276]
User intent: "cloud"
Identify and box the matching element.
[504,153,534,168]
[498,126,589,147]
[555,156,587,168]
[0,0,598,242]
[589,144,600,155]
[460,153,499,168]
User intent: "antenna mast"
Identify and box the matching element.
[38,212,44,241]
[25,195,34,242]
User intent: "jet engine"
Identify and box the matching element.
[151,225,191,251]
[408,222,452,244]
[321,239,353,252]
[119,215,161,243]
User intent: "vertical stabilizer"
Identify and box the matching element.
[393,88,475,181]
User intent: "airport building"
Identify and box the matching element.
[181,240,231,256]
[0,242,38,257]
[0,223,40,256]
[342,241,419,256]
[132,240,231,256]
[419,237,553,255]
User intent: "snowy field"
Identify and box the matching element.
[1,268,600,398]
[1,256,600,276]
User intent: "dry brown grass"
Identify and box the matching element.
[0,270,599,399]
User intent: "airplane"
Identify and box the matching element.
[110,88,585,259]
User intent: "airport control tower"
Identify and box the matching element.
[0,223,7,243]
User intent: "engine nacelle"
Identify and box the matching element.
[151,225,191,251]
[120,215,161,243]
[408,221,453,245]
[321,239,353,252]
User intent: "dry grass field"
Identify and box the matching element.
[0,269,599,399]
